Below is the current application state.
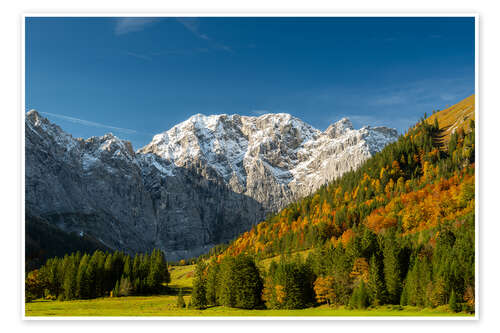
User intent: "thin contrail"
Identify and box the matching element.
[37,111,150,135]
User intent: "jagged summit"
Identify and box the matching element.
[26,109,40,118]
[324,117,354,138]
[139,113,397,201]
[26,109,53,130]
[146,112,315,146]
[25,111,398,259]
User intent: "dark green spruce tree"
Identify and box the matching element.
[383,232,401,304]
[231,255,264,309]
[191,261,207,309]
[367,255,386,305]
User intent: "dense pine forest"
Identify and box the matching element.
[188,111,475,312]
[26,104,475,314]
[25,249,170,302]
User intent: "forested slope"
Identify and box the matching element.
[26,215,110,271]
[216,96,475,259]
[26,96,476,314]
[190,95,475,312]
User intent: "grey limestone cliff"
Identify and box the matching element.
[25,110,398,259]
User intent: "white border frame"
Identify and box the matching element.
[20,12,479,321]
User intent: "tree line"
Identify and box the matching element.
[191,215,474,312]
[26,249,170,302]
[219,117,475,262]
[189,114,475,312]
[26,111,475,314]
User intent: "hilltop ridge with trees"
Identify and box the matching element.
[189,95,475,312]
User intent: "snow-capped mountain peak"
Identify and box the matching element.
[25,110,398,259]
[138,113,398,207]
[324,117,354,138]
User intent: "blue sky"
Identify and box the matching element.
[25,17,475,149]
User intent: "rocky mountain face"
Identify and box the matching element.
[25,112,157,254]
[25,111,398,259]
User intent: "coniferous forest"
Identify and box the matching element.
[26,110,475,315]
[22,14,480,319]
[25,249,170,302]
[187,115,475,312]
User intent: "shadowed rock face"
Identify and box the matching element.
[25,111,157,254]
[25,110,397,260]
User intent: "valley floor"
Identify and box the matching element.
[25,296,472,317]
[26,257,474,318]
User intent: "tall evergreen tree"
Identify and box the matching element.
[349,280,370,309]
[62,255,78,300]
[76,254,90,299]
[191,261,207,309]
[217,257,236,307]
[205,260,219,306]
[231,255,264,309]
[449,289,460,312]
[367,255,385,305]
[383,232,401,304]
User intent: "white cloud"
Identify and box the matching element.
[125,51,152,62]
[346,114,416,131]
[176,18,232,53]
[252,110,270,116]
[114,18,158,35]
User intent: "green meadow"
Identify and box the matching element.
[25,295,471,317]
[26,263,473,318]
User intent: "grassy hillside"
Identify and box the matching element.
[215,97,475,261]
[25,95,476,316]
[165,249,312,293]
[426,95,475,144]
[168,264,195,291]
[186,96,475,314]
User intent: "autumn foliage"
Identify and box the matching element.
[192,105,476,312]
[216,114,475,262]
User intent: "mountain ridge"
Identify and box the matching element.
[138,112,398,210]
[209,95,475,264]
[25,110,398,260]
[426,94,475,144]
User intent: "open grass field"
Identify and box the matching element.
[25,254,474,317]
[25,295,473,317]
[165,249,314,291]
[168,264,195,292]
[258,249,313,270]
